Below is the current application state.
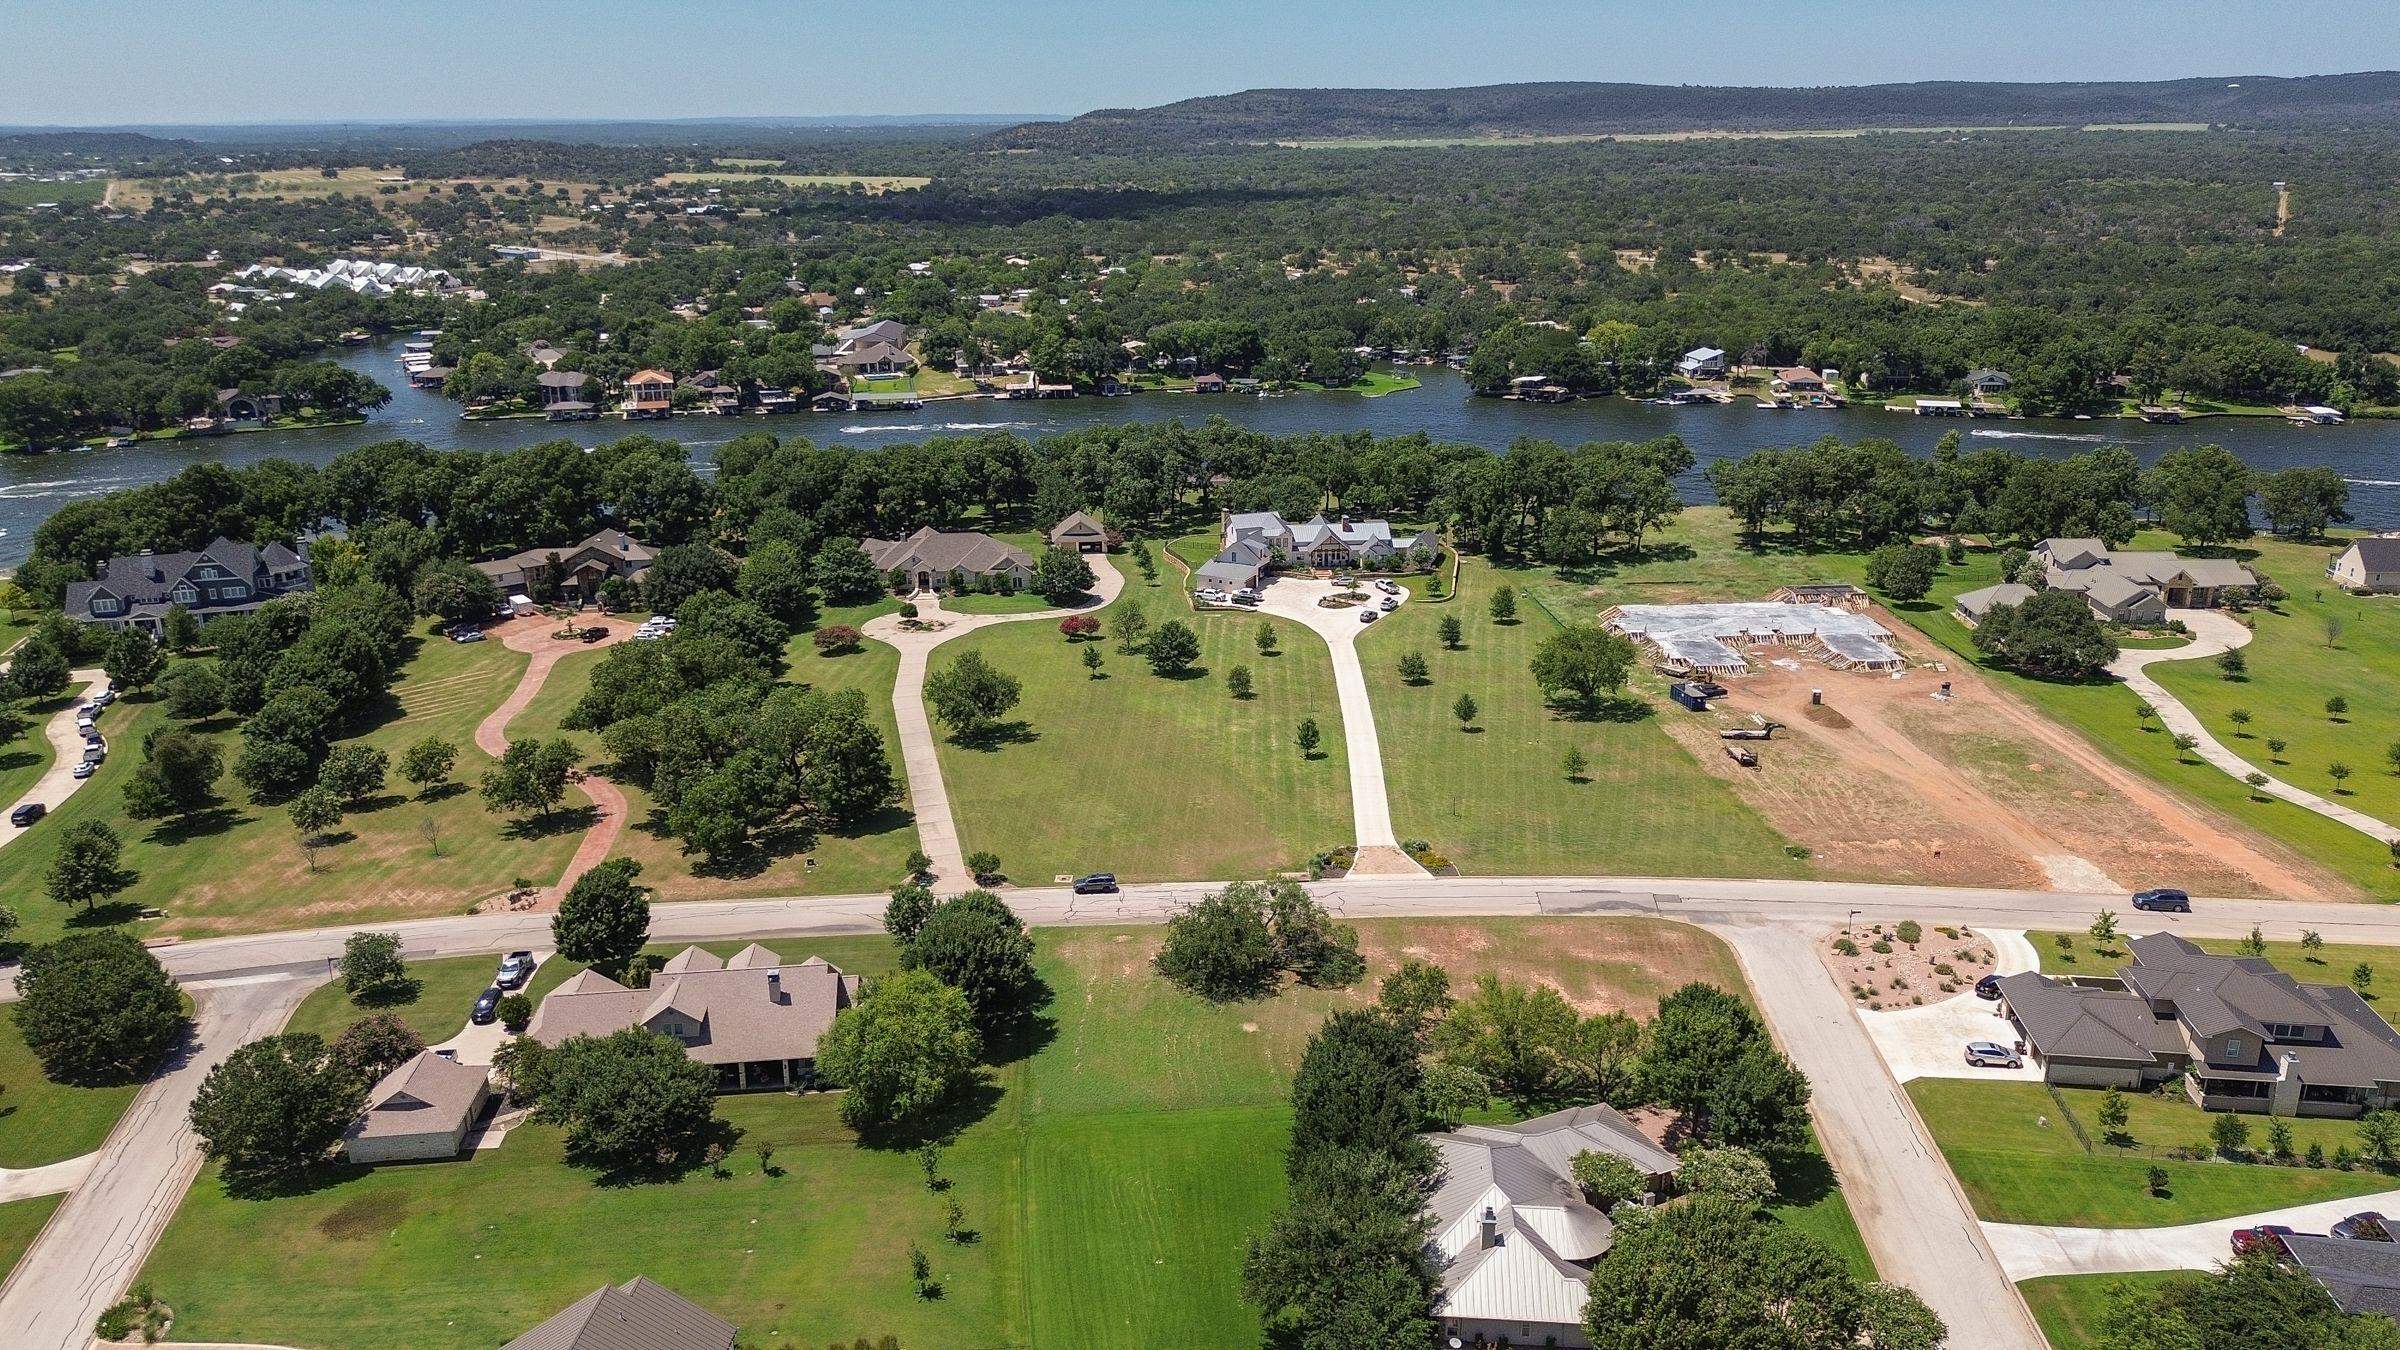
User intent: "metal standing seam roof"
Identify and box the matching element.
[502,1276,737,1350]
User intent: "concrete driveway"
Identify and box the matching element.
[1987,1184,2400,1279]
[1252,576,1424,876]
[1858,929,2043,1083]
[0,668,108,850]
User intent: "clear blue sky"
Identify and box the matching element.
[6,0,2396,125]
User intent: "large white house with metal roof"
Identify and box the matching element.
[1198,510,1439,592]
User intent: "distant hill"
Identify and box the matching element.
[994,71,2400,148]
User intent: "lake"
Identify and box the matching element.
[4,341,2396,566]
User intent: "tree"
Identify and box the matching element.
[1,636,68,701]
[1678,1143,1779,1210]
[1267,882,1364,988]
[45,819,128,912]
[1397,651,1429,685]
[480,737,581,822]
[2217,647,2248,679]
[2143,445,2254,545]
[1637,982,1763,1132]
[1115,606,1151,651]
[1081,645,1105,679]
[533,1028,721,1172]
[2332,761,2355,792]
[640,543,740,614]
[104,626,163,692]
[1144,619,1200,676]
[1571,1150,1647,1210]
[2257,465,2354,539]
[409,559,503,625]
[924,651,1022,738]
[2331,695,2351,720]
[1581,1197,1873,1350]
[288,786,342,870]
[1418,1060,1491,1127]
[12,931,185,1084]
[2228,707,2253,733]
[884,883,937,944]
[964,849,1002,884]
[121,726,221,823]
[2090,909,2120,946]
[2212,1111,2251,1157]
[1452,691,1478,729]
[814,623,863,656]
[551,859,650,977]
[2095,1251,2400,1349]
[1291,1008,1426,1160]
[1295,717,1322,758]
[1029,547,1097,604]
[1377,959,1453,1042]
[161,603,202,653]
[1225,664,1252,699]
[331,1013,424,1083]
[1434,974,1579,1102]
[1530,623,1637,712]
[1155,882,1281,1001]
[814,970,981,1132]
[1571,1010,1646,1102]
[1438,613,1463,650]
[904,890,1040,1027]
[1857,1283,1948,1350]
[1488,585,1517,623]
[1563,746,1589,781]
[189,1032,364,1188]
[2356,962,2376,996]
[735,538,818,628]
[810,539,885,604]
[1864,542,1939,602]
[321,744,387,805]
[399,736,456,795]
[2097,1087,2131,1144]
[1253,620,1278,656]
[157,662,225,720]
[1972,589,2119,679]
[326,931,411,1011]
[2359,1110,2400,1164]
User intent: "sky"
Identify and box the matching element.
[5,0,2397,126]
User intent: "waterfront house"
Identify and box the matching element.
[2033,537,2256,614]
[1675,347,1727,379]
[65,537,313,634]
[2329,537,2400,594]
[621,369,674,419]
[863,527,1035,593]
[471,529,654,607]
[1218,511,1440,576]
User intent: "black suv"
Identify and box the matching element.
[2131,888,2191,913]
[1072,873,1119,895]
[8,802,44,828]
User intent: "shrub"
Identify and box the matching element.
[1832,938,1859,957]
[813,624,863,655]
[1895,920,1922,946]
[498,993,533,1032]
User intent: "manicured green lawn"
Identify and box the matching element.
[940,591,1056,616]
[2019,1271,2184,1350]
[2035,928,2400,1004]
[143,917,1809,1350]
[0,687,72,813]
[1294,370,1422,397]
[1907,1078,2393,1227]
[0,1194,62,1284]
[931,585,1352,883]
[1360,554,1805,878]
[285,949,592,1049]
[0,1018,139,1168]
[1767,1134,1874,1280]
[0,632,581,948]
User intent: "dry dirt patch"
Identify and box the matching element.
[1823,921,1996,1010]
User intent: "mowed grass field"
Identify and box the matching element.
[0,685,74,811]
[1359,554,1803,878]
[0,1017,139,1169]
[0,632,581,947]
[931,564,1353,883]
[1906,1077,2392,1227]
[140,917,1803,1350]
[0,1194,63,1286]
[505,601,922,901]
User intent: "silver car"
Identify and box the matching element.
[1964,1041,2022,1069]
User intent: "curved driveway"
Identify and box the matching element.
[476,615,640,902]
[1253,578,1425,877]
[2111,609,2398,846]
[0,668,107,850]
[862,558,1123,892]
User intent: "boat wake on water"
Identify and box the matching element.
[1968,429,2108,443]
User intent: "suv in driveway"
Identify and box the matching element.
[2131,888,2191,912]
[470,986,503,1025]
[494,950,537,990]
[1964,1041,2022,1069]
[8,802,44,828]
[1975,973,2004,1000]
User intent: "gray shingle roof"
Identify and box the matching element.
[861,527,1032,579]
[63,536,308,621]
[2286,1235,2400,1320]
[527,945,859,1067]
[502,1276,737,1350]
[347,1050,488,1143]
[2345,537,2400,571]
[1996,973,2175,1064]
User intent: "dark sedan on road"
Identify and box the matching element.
[470,986,503,1025]
[2131,888,2191,913]
[1073,873,1119,895]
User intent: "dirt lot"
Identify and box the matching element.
[1655,617,2338,899]
[1823,921,1996,1010]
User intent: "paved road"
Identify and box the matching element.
[1986,1182,2400,1279]
[1724,924,2045,1350]
[862,558,1123,892]
[0,668,107,850]
[2111,609,2398,846]
[0,975,315,1350]
[1254,577,1424,876]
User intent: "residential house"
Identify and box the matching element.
[343,1050,490,1164]
[1048,511,1108,553]
[621,369,674,420]
[535,369,595,420]
[64,537,314,634]
[1966,368,2014,394]
[862,527,1035,593]
[816,319,916,380]
[1191,372,1227,393]
[1952,582,2038,626]
[2034,537,2256,616]
[213,388,281,426]
[1996,932,2400,1116]
[1675,347,1727,379]
[2285,1235,2400,1325]
[1216,511,1439,580]
[1426,1105,1680,1350]
[522,340,565,369]
[1772,367,1826,393]
[502,1276,737,1350]
[2329,537,2400,594]
[470,529,655,607]
[527,943,861,1092]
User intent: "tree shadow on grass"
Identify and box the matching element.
[1548,695,1655,725]
[1153,665,1211,682]
[347,977,425,1010]
[0,749,38,777]
[144,804,249,846]
[66,897,146,930]
[951,720,1038,752]
[416,781,471,804]
[501,804,599,842]
[582,1114,749,1189]
[853,1076,1010,1153]
[1772,1146,1841,1210]
[348,792,410,815]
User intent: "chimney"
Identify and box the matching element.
[768,969,784,1004]
[1479,1206,1498,1250]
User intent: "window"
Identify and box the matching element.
[90,596,119,616]
[171,584,198,606]
[221,582,247,599]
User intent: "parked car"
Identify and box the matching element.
[83,740,105,763]
[1195,588,1227,604]
[2334,1212,2394,1242]
[2131,888,2191,913]
[94,687,117,707]
[1359,608,1379,623]
[578,626,610,643]
[470,987,503,1026]
[494,950,537,990]
[1072,873,1119,895]
[1378,595,1399,611]
[2232,1224,2298,1258]
[71,762,93,780]
[1375,579,1400,594]
[448,624,484,643]
[1975,973,2003,1000]
[9,802,45,828]
[1964,1041,2022,1069]
[1232,588,1260,605]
